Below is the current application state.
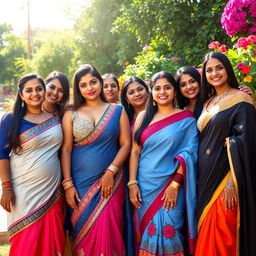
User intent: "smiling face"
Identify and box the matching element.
[152,78,175,106]
[205,58,228,88]
[103,77,119,103]
[179,74,200,100]
[45,78,64,105]
[20,78,45,108]
[78,73,102,101]
[126,82,148,108]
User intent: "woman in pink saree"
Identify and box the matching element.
[0,74,65,256]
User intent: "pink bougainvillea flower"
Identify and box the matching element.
[208,41,221,49]
[237,62,245,69]
[235,37,250,49]
[220,44,228,53]
[253,52,256,57]
[143,45,151,51]
[241,65,251,74]
[244,75,253,83]
[147,222,156,236]
[163,224,176,239]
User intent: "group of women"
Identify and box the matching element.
[0,51,255,256]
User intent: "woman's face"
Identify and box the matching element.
[152,78,175,106]
[126,82,148,108]
[20,79,45,108]
[205,58,228,88]
[78,73,102,101]
[103,77,119,103]
[179,74,200,100]
[45,79,64,105]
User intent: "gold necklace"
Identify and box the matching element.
[212,91,229,105]
[27,109,43,115]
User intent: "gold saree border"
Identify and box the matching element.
[198,92,254,132]
[74,170,123,248]
[226,137,240,256]
[8,186,63,239]
[198,172,229,231]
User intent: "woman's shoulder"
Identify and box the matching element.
[231,90,255,106]
[0,112,12,127]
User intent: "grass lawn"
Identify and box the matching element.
[0,244,10,255]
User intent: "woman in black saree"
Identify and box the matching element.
[195,51,256,256]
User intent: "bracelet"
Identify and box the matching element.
[2,187,13,191]
[105,169,115,176]
[226,182,235,188]
[62,178,74,191]
[1,181,13,190]
[127,180,138,187]
[107,163,119,175]
[170,181,180,190]
[172,173,183,184]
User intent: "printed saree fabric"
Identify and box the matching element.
[136,110,198,256]
[70,104,125,256]
[4,115,65,256]
[196,92,256,256]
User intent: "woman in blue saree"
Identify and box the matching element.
[61,64,131,255]
[129,71,198,256]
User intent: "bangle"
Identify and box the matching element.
[107,163,119,175]
[1,181,13,190]
[62,178,74,191]
[105,169,115,176]
[127,180,138,187]
[172,173,183,184]
[2,187,13,191]
[226,182,235,188]
[170,181,180,190]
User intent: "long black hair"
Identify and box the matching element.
[72,64,106,110]
[201,51,239,104]
[120,76,149,122]
[175,66,203,119]
[9,73,45,153]
[134,71,178,146]
[45,71,70,117]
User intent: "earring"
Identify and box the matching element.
[21,101,24,108]
[153,100,156,106]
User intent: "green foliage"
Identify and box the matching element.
[114,0,230,65]
[123,48,182,79]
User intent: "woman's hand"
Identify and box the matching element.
[162,184,179,211]
[222,186,237,210]
[0,189,15,212]
[65,186,80,210]
[100,172,114,199]
[129,184,141,208]
[238,85,253,97]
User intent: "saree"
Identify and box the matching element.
[196,92,256,256]
[4,115,65,256]
[136,110,198,256]
[70,104,125,256]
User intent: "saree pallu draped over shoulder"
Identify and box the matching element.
[70,104,125,256]
[7,116,65,256]
[195,93,256,256]
[135,110,198,256]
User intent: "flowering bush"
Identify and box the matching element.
[208,36,256,92]
[221,0,256,37]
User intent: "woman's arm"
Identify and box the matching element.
[61,111,80,209]
[128,111,144,208]
[101,109,131,199]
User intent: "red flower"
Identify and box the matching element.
[235,37,250,49]
[241,65,251,74]
[147,222,156,236]
[208,41,221,49]
[220,44,227,53]
[163,224,176,239]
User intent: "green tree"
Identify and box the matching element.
[114,0,229,65]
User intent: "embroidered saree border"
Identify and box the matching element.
[20,116,60,145]
[198,172,229,231]
[138,248,184,256]
[226,137,240,256]
[74,104,117,146]
[198,93,254,132]
[73,170,123,248]
[71,179,101,226]
[8,186,63,238]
